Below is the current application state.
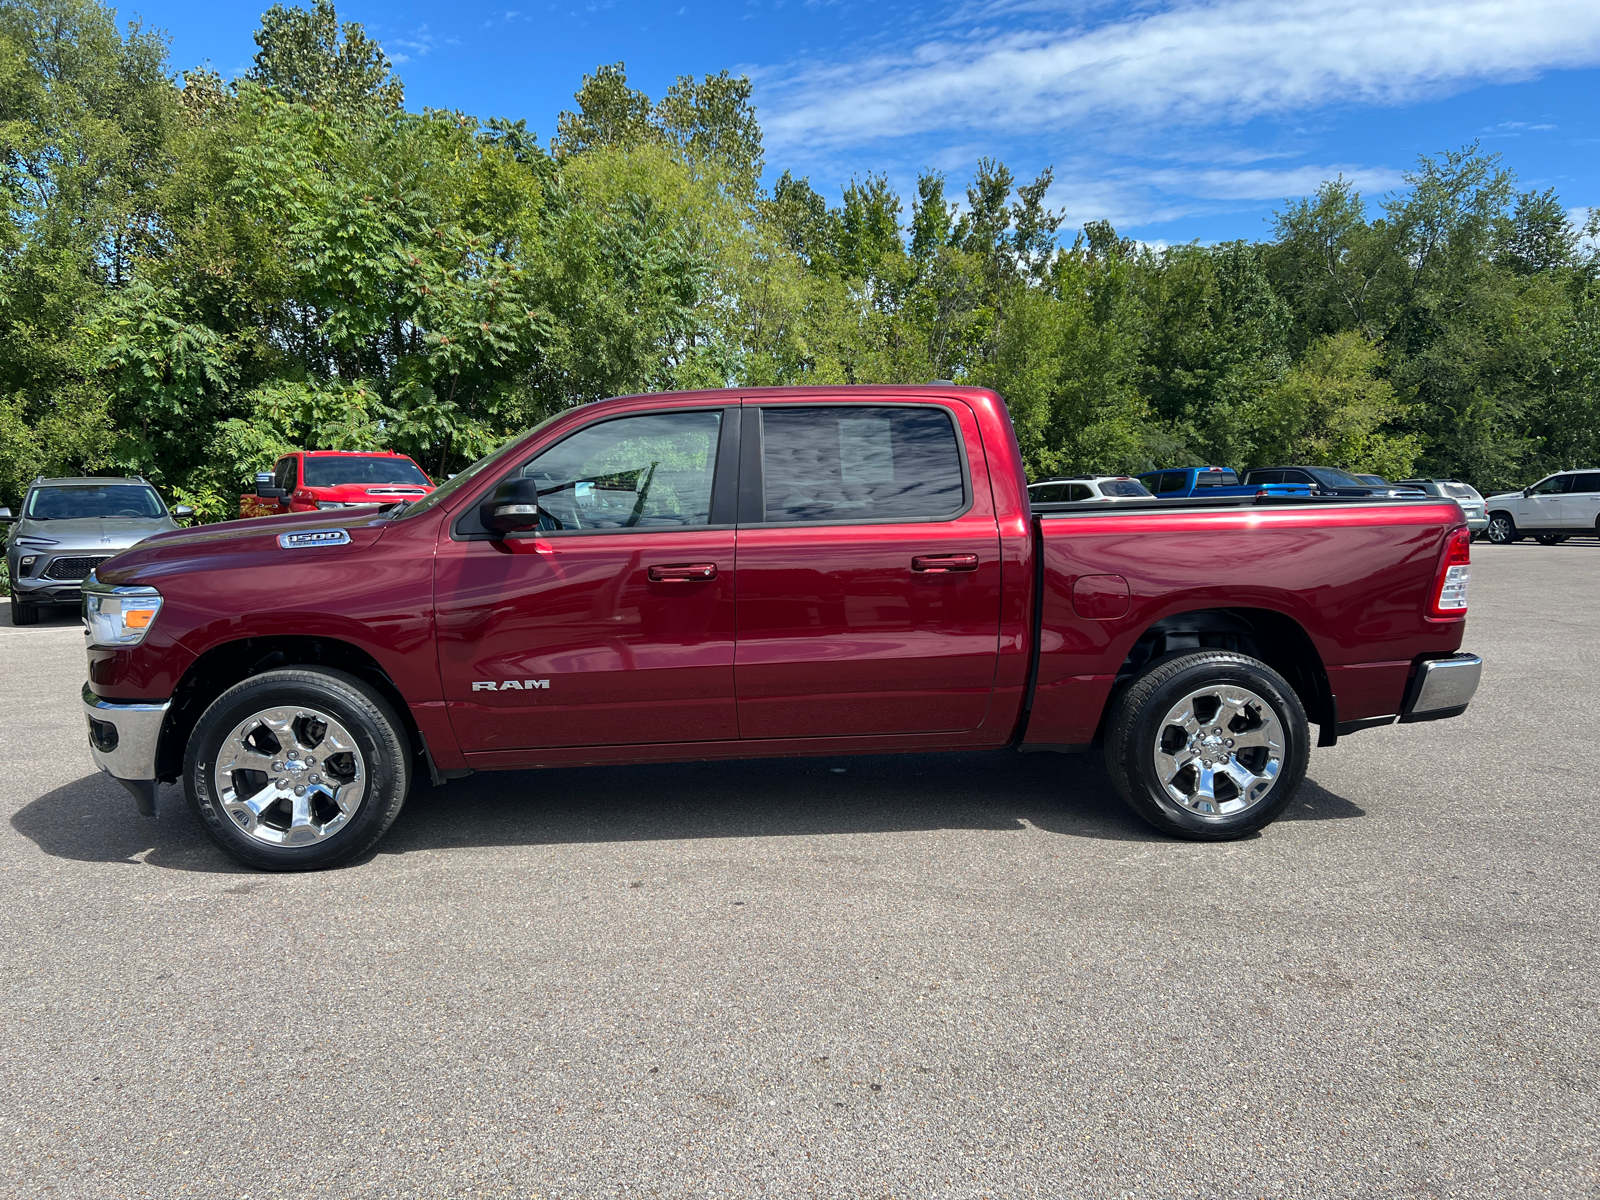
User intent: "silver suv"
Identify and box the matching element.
[1,477,191,625]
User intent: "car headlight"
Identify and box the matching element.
[83,580,163,647]
[316,501,348,510]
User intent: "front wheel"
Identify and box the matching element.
[9,599,38,626]
[1103,651,1310,840]
[1485,513,1519,544]
[184,667,411,871]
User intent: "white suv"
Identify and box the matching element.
[1484,470,1600,545]
[1029,476,1153,503]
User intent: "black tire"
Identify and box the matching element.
[1103,651,1310,841]
[1534,533,1569,546]
[184,667,411,871]
[9,599,38,626]
[1485,513,1519,545]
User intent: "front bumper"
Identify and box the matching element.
[1399,652,1483,723]
[82,682,170,816]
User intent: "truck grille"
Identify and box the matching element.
[43,555,111,581]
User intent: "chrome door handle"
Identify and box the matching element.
[911,554,979,573]
[648,563,717,582]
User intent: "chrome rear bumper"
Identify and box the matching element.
[1399,652,1482,723]
[82,682,169,816]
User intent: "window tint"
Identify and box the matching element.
[1155,471,1184,493]
[1068,484,1094,502]
[303,456,430,487]
[25,484,165,520]
[517,410,721,530]
[1568,473,1600,494]
[274,458,296,491]
[1441,483,1478,500]
[1248,470,1280,484]
[760,406,964,523]
[1306,468,1362,487]
[1195,470,1238,488]
[1031,483,1065,502]
[1529,475,1567,495]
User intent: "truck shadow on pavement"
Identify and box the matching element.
[14,752,1365,872]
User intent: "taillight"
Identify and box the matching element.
[1429,527,1471,617]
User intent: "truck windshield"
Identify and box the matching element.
[26,484,165,519]
[1100,480,1152,497]
[302,457,431,487]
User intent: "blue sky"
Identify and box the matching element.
[129,0,1600,244]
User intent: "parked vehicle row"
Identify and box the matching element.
[80,385,1481,871]
[1137,467,1312,499]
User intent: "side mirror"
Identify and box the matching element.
[479,477,541,535]
[255,473,287,500]
[0,507,12,524]
[171,505,195,520]
[1523,486,1534,498]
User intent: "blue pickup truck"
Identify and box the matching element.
[1139,467,1314,499]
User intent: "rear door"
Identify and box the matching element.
[435,406,739,753]
[1562,473,1600,530]
[733,400,1002,739]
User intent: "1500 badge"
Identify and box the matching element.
[472,679,551,691]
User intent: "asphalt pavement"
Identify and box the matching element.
[1,543,1596,1199]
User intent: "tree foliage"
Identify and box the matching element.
[3,0,1598,517]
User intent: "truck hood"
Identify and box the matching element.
[94,507,396,588]
[10,515,175,552]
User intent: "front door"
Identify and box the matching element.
[733,401,1002,740]
[435,407,739,753]
[1519,475,1566,527]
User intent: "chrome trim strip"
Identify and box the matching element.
[82,681,170,783]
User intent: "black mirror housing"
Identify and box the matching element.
[256,483,287,500]
[480,477,541,535]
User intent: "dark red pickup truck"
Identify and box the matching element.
[80,386,1482,870]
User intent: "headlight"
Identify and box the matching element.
[83,581,163,647]
[316,501,347,510]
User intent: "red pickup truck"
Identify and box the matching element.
[239,449,434,518]
[81,386,1482,870]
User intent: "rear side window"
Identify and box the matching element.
[1247,469,1281,484]
[1031,483,1065,502]
[1068,483,1094,502]
[1196,470,1238,488]
[1568,473,1600,494]
[760,406,965,524]
[1154,471,1184,493]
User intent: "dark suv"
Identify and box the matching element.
[1,477,190,625]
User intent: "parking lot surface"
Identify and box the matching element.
[1,544,1597,1199]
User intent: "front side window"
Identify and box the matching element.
[303,456,431,487]
[273,458,296,492]
[517,410,722,531]
[759,406,965,524]
[1307,468,1364,488]
[25,484,165,520]
[1529,475,1568,496]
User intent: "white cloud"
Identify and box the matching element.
[1141,163,1405,202]
[760,0,1600,152]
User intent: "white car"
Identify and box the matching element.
[1029,475,1153,503]
[1484,469,1600,545]
[1398,479,1488,535]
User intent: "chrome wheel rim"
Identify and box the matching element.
[1487,517,1512,544]
[1153,684,1285,818]
[213,706,365,846]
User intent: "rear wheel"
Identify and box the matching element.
[1534,533,1570,546]
[9,599,38,626]
[1103,651,1310,840]
[1485,513,1518,545]
[184,667,411,871]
